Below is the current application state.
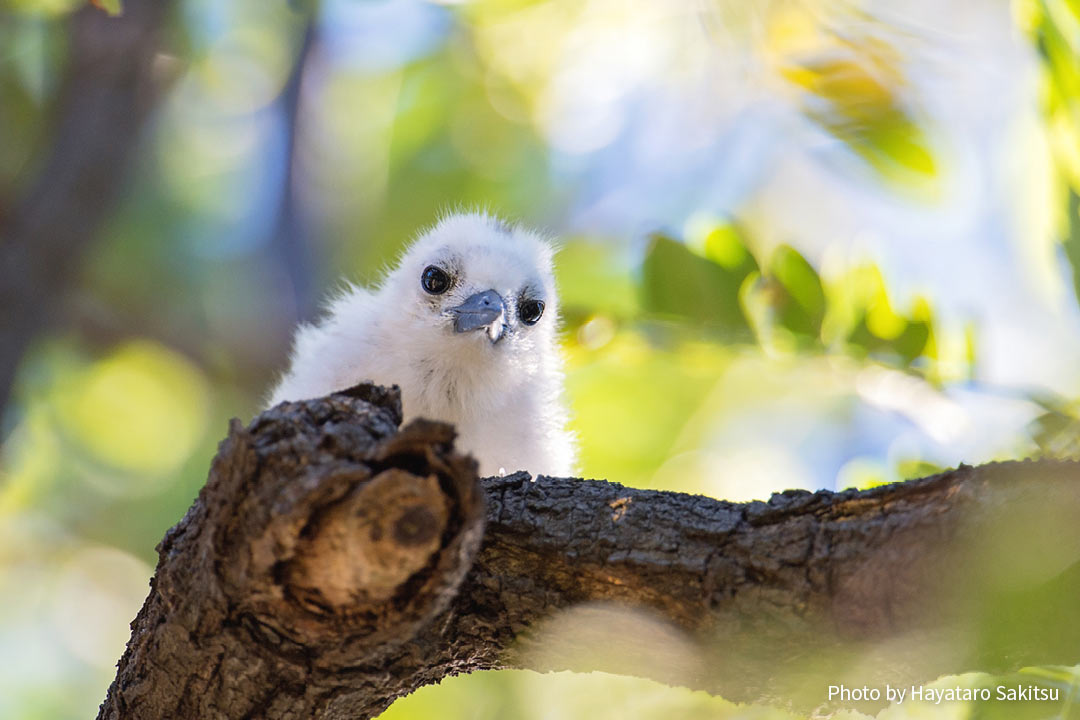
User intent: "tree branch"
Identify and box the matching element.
[99,384,1080,719]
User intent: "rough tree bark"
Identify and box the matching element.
[99,384,1080,719]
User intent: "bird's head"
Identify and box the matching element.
[380,212,560,385]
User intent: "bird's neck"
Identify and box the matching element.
[399,343,519,425]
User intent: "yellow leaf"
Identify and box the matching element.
[89,0,123,16]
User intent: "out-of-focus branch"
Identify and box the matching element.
[0,0,174,424]
[270,20,320,323]
[99,384,1080,719]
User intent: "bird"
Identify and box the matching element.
[268,211,576,478]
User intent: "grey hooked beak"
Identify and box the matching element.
[449,289,506,342]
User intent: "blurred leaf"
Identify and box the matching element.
[0,16,66,199]
[836,456,888,489]
[0,406,60,513]
[556,240,639,324]
[766,244,825,340]
[895,458,944,481]
[778,37,938,190]
[836,266,934,368]
[640,233,754,336]
[646,225,949,374]
[702,223,749,270]
[1030,0,1080,314]
[3,0,82,16]
[846,110,937,181]
[865,293,905,340]
[381,667,792,720]
[1029,408,1080,459]
[1020,665,1080,687]
[1063,189,1080,308]
[89,0,121,16]
[891,320,930,366]
[965,670,1080,720]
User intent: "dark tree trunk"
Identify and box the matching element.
[0,0,174,424]
[99,384,1080,719]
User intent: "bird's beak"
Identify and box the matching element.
[449,289,506,343]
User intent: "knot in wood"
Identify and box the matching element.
[288,468,450,607]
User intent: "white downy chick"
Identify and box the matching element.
[268,211,576,478]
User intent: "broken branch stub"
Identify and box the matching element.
[99,384,485,719]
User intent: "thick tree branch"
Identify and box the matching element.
[100,385,1080,719]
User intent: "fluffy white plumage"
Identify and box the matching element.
[268,211,576,478]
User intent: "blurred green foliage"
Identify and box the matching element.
[641,232,756,334]
[632,224,938,371]
[1,0,1079,719]
[768,3,940,195]
[1021,0,1080,461]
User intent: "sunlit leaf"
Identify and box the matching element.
[781,55,897,119]
[702,223,749,270]
[89,0,121,16]
[3,0,81,16]
[865,290,906,341]
[833,265,934,368]
[895,458,944,481]
[777,34,938,189]
[835,456,888,490]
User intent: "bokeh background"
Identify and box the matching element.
[3,0,1080,718]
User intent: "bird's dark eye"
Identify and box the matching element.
[519,298,545,325]
[421,266,451,295]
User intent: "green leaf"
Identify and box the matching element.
[781,43,939,191]
[702,223,749,270]
[892,318,930,365]
[768,244,826,339]
[90,0,122,16]
[1029,408,1080,458]
[1063,189,1080,309]
[640,233,755,336]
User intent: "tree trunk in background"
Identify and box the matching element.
[0,0,173,426]
[98,384,1080,719]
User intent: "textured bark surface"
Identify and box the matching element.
[100,384,1080,719]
